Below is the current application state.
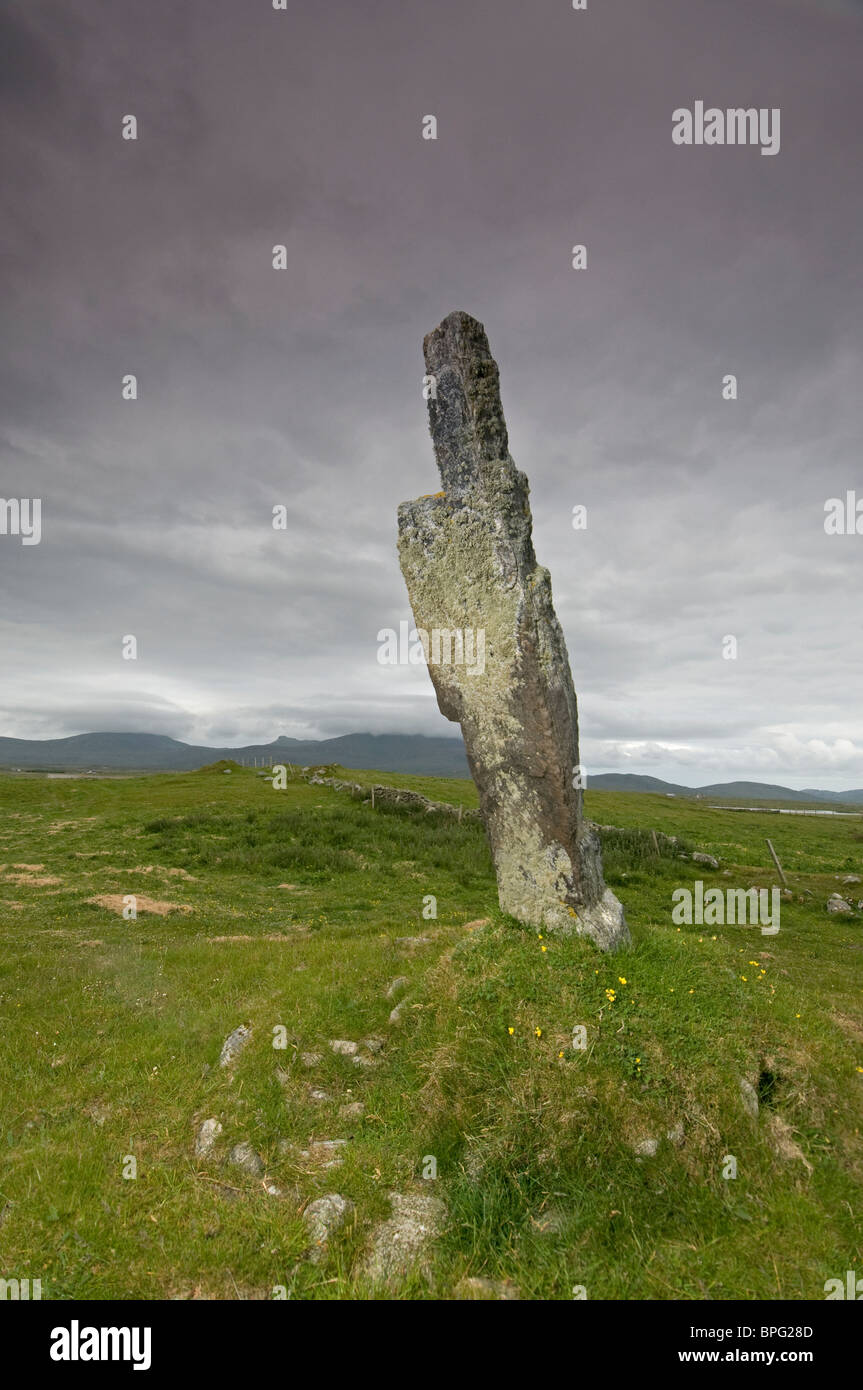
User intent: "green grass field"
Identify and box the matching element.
[1,766,861,1300]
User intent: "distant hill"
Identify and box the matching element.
[1,731,861,804]
[0,731,471,777]
[587,772,863,805]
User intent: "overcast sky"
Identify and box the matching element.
[2,0,862,788]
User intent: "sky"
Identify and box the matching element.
[1,0,862,788]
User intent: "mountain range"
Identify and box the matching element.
[1,731,862,805]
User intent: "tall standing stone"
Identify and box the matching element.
[397,311,628,950]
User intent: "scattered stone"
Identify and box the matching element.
[633,1138,659,1158]
[303,1193,354,1263]
[361,1037,385,1054]
[385,976,410,999]
[842,875,861,885]
[692,853,720,869]
[329,1039,359,1056]
[300,1052,322,1068]
[195,1118,222,1156]
[339,1101,365,1122]
[389,1003,405,1027]
[740,1077,759,1119]
[309,1088,333,1103]
[227,1142,265,1176]
[361,1191,447,1285]
[352,1054,376,1068]
[666,1122,685,1148]
[219,1025,252,1068]
[397,311,627,950]
[265,1184,283,1197]
[298,1139,349,1170]
[455,1276,520,1301]
[827,895,854,916]
[396,935,432,947]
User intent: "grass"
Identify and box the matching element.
[1,765,861,1299]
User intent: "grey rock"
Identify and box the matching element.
[692,853,720,869]
[388,1003,405,1027]
[386,976,410,999]
[219,1024,252,1068]
[300,1051,323,1068]
[842,875,861,885]
[309,1088,333,1103]
[195,1118,222,1156]
[352,1054,376,1068]
[298,1140,349,1171]
[397,311,628,951]
[303,1193,354,1263]
[666,1122,685,1148]
[329,1039,359,1056]
[361,1191,447,1285]
[740,1077,759,1119]
[827,895,854,915]
[361,1037,385,1054]
[227,1142,265,1176]
[633,1138,659,1158]
[339,1101,365,1121]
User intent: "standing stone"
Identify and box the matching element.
[398,311,628,950]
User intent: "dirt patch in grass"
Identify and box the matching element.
[86,894,192,916]
[0,865,62,886]
[132,865,198,880]
[831,1011,863,1046]
[207,933,307,943]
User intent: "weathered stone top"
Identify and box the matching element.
[423,311,512,501]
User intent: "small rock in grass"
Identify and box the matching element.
[339,1101,365,1121]
[301,1051,323,1067]
[303,1193,354,1263]
[455,1276,520,1301]
[219,1024,252,1068]
[329,1039,359,1056]
[692,853,720,869]
[396,935,432,947]
[666,1122,685,1148]
[633,1138,658,1158]
[298,1140,349,1170]
[195,1118,222,1156]
[827,895,854,916]
[361,1037,385,1054]
[739,1077,759,1119]
[227,1141,265,1176]
[352,1055,376,1068]
[361,1191,446,1285]
[386,976,410,1000]
[842,875,861,885]
[389,1003,405,1026]
[309,1088,333,1103]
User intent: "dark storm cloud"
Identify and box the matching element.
[1,0,861,786]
